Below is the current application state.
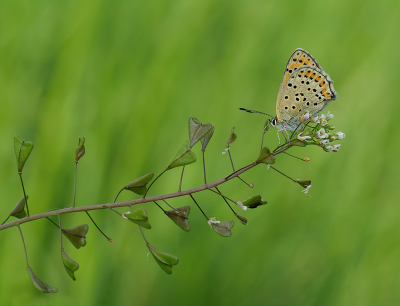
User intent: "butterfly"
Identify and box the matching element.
[241,48,337,137]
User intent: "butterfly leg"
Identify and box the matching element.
[277,128,290,146]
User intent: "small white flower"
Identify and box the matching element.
[320,119,329,127]
[326,111,334,120]
[317,139,329,146]
[324,145,333,151]
[316,128,329,139]
[302,184,312,197]
[311,116,319,123]
[236,201,248,211]
[300,111,311,123]
[297,132,312,141]
[332,144,341,152]
[335,132,345,140]
[319,114,326,121]
[222,148,229,155]
[208,217,221,227]
[330,135,337,141]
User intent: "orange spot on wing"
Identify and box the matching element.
[305,70,311,77]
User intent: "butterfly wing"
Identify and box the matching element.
[278,66,337,123]
[276,49,325,121]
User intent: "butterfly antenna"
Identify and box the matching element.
[239,108,274,118]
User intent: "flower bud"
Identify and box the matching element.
[335,132,345,140]
[311,115,319,123]
[316,139,329,146]
[300,111,311,123]
[326,111,334,120]
[320,119,328,127]
[315,128,329,139]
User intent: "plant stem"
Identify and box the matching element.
[0,162,256,231]
[85,211,114,243]
[72,162,78,207]
[17,225,29,266]
[58,214,63,248]
[269,165,297,183]
[202,150,207,184]
[214,186,236,214]
[189,194,208,220]
[113,188,125,203]
[207,188,238,205]
[143,169,167,198]
[19,173,30,217]
[178,166,185,192]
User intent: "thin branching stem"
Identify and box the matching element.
[19,173,30,217]
[1,215,11,226]
[226,149,251,187]
[113,188,125,203]
[189,194,208,220]
[72,162,78,207]
[283,151,306,161]
[0,141,296,232]
[178,166,185,192]
[58,214,63,249]
[269,165,297,183]
[144,169,167,198]
[46,216,59,228]
[85,211,113,243]
[17,225,29,266]
[153,201,165,212]
[161,199,174,210]
[214,186,236,214]
[207,188,238,205]
[0,162,261,232]
[138,225,148,244]
[228,150,235,172]
[202,150,207,184]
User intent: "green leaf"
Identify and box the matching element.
[188,117,212,149]
[147,243,179,274]
[255,146,275,165]
[62,224,89,249]
[200,126,215,151]
[27,266,58,293]
[124,173,154,195]
[241,195,267,209]
[10,196,28,219]
[14,136,34,173]
[61,249,79,281]
[167,141,197,170]
[75,137,85,162]
[122,208,151,229]
[208,218,234,237]
[164,206,191,232]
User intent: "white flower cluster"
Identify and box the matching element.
[207,217,221,226]
[297,112,345,152]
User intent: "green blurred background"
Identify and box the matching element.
[1,1,399,305]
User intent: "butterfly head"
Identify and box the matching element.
[270,117,278,128]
